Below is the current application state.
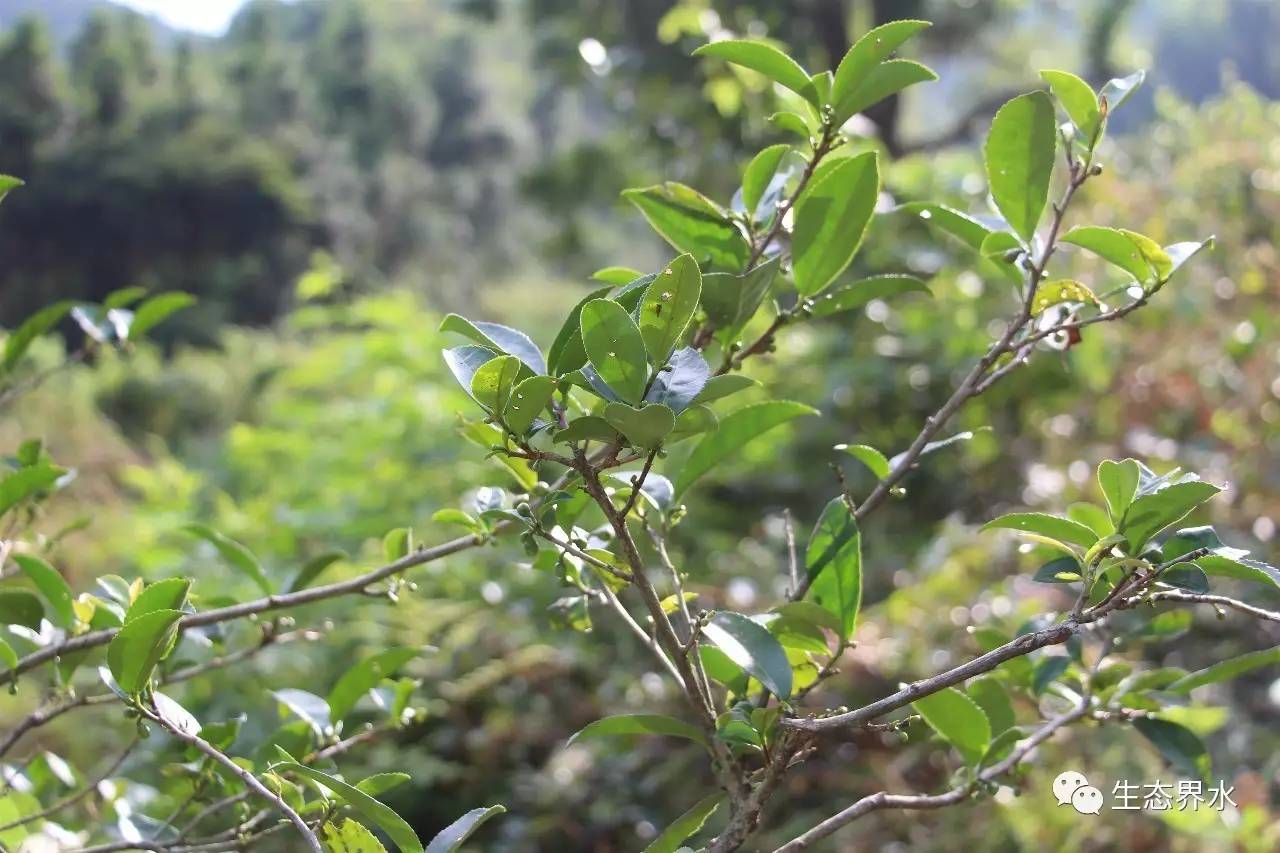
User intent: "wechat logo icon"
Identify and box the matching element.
[1053,770,1103,815]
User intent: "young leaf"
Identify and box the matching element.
[107,609,183,695]
[505,375,556,434]
[830,20,931,123]
[579,299,650,404]
[324,820,388,853]
[1098,458,1141,521]
[836,59,936,119]
[1098,69,1146,114]
[272,763,423,853]
[13,555,74,629]
[439,315,546,375]
[470,354,524,415]
[426,805,507,853]
[3,301,73,372]
[0,463,66,517]
[568,714,709,748]
[442,346,499,396]
[547,285,612,376]
[592,267,645,286]
[287,550,347,593]
[1032,655,1070,695]
[604,403,676,449]
[984,92,1057,243]
[182,523,272,594]
[1133,717,1209,781]
[1033,556,1082,584]
[703,612,792,699]
[693,40,816,105]
[622,183,750,271]
[835,444,890,480]
[643,794,724,853]
[1061,226,1160,284]
[0,590,44,629]
[1166,647,1280,695]
[125,578,191,622]
[913,687,991,766]
[804,498,861,642]
[741,145,790,217]
[1031,279,1097,314]
[128,293,195,340]
[982,512,1099,549]
[638,254,702,364]
[792,151,880,295]
[1119,481,1221,551]
[700,258,779,342]
[644,348,710,413]
[1040,70,1100,140]
[328,647,420,722]
[808,274,928,319]
[674,401,817,497]
[0,174,22,203]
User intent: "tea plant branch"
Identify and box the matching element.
[773,700,1092,852]
[1141,590,1280,623]
[0,735,140,833]
[136,700,322,853]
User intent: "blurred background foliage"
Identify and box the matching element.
[1,0,1279,850]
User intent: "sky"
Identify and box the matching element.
[116,0,251,34]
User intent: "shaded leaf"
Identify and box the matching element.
[804,498,861,642]
[690,374,757,406]
[288,550,346,593]
[741,145,790,218]
[329,647,420,723]
[439,315,546,375]
[643,794,724,853]
[271,688,332,737]
[1166,648,1280,695]
[3,301,73,372]
[182,523,271,594]
[553,416,619,445]
[128,293,195,340]
[426,805,506,853]
[0,463,66,517]
[674,401,817,497]
[703,612,792,699]
[442,346,498,397]
[0,590,43,629]
[1133,717,1209,781]
[604,403,676,450]
[273,763,422,853]
[700,259,780,343]
[644,348,710,413]
[547,286,612,376]
[568,714,708,748]
[13,554,74,629]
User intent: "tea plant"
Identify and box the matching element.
[2,21,1276,853]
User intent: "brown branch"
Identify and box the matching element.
[1142,590,1280,623]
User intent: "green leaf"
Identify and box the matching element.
[1061,226,1163,284]
[741,144,790,218]
[505,375,556,434]
[0,174,23,203]
[324,819,388,853]
[0,638,17,674]
[104,286,149,310]
[547,286,612,376]
[982,512,1099,549]
[579,299,650,404]
[438,315,546,375]
[674,401,817,497]
[830,20,931,123]
[700,258,780,343]
[3,301,73,372]
[804,498,861,642]
[643,794,724,853]
[896,203,989,250]
[622,183,751,271]
[984,92,1057,243]
[808,274,928,319]
[442,346,498,396]
[426,805,506,853]
[694,39,815,104]
[271,688,331,736]
[128,293,195,340]
[1098,458,1141,522]
[328,647,420,722]
[835,443,890,479]
[0,590,43,629]
[287,550,346,593]
[1032,655,1070,695]
[107,608,183,695]
[644,349,710,414]
[1119,481,1221,551]
[913,687,991,766]
[470,354,524,415]
[591,267,644,286]
[1166,648,1280,695]
[273,763,423,853]
[604,402,676,449]
[125,578,191,622]
[568,714,709,748]
[668,404,719,444]
[1040,70,1100,140]
[356,773,411,798]
[836,59,936,119]
[383,528,412,562]
[0,462,65,516]
[638,254,702,364]
[690,374,757,406]
[553,416,620,445]
[12,554,74,629]
[1099,69,1145,115]
[792,151,880,295]
[768,111,812,137]
[703,612,792,699]
[182,523,272,594]
[1133,718,1209,781]
[1031,279,1097,314]
[1033,556,1082,584]
[967,677,1015,735]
